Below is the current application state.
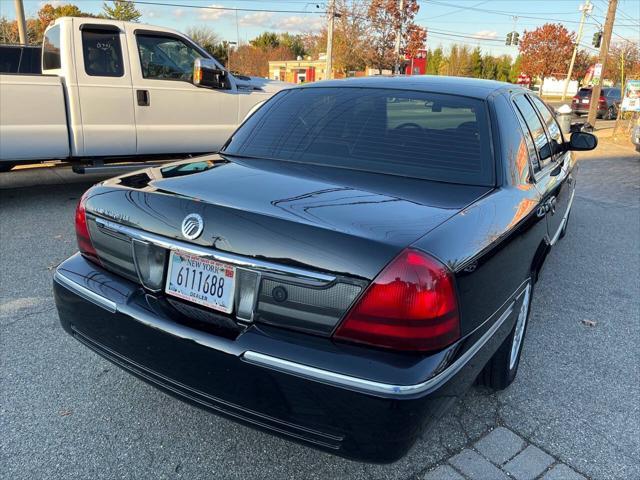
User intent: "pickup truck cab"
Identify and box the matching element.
[0,17,288,170]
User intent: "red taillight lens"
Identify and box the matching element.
[333,249,460,352]
[598,96,606,103]
[75,191,101,265]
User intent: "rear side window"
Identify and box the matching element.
[529,95,564,156]
[82,29,123,77]
[512,95,552,170]
[43,25,61,70]
[224,87,494,186]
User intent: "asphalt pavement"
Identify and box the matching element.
[1,141,638,480]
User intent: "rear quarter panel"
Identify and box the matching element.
[412,91,548,336]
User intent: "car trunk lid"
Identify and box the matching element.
[87,155,491,281]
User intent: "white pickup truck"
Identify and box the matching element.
[0,17,288,172]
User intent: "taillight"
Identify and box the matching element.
[75,190,101,265]
[598,96,606,103]
[333,249,460,352]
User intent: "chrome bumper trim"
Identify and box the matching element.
[95,217,336,285]
[243,300,517,397]
[54,270,117,313]
[56,257,525,398]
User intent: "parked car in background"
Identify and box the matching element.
[572,87,621,119]
[54,76,597,462]
[0,44,42,74]
[0,17,288,172]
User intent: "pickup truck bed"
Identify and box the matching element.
[0,74,69,161]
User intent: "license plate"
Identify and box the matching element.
[165,251,236,313]
[581,99,589,104]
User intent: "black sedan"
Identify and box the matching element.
[53,76,596,462]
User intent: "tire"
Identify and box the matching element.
[604,106,616,120]
[0,163,16,173]
[477,281,533,390]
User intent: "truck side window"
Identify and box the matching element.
[82,29,124,77]
[136,34,201,82]
[512,95,553,170]
[43,25,61,70]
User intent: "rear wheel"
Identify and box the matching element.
[477,281,532,390]
[604,106,616,120]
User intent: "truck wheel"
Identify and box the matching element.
[0,163,16,173]
[477,281,532,390]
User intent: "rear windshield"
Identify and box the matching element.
[577,88,591,97]
[223,87,494,186]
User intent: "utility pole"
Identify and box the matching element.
[394,0,404,75]
[587,0,618,125]
[325,0,335,80]
[562,0,592,101]
[14,0,28,45]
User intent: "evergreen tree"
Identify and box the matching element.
[426,47,443,75]
[470,47,483,78]
[481,54,498,80]
[102,1,141,22]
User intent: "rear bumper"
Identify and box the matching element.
[571,105,606,116]
[53,253,519,462]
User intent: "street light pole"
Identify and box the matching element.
[587,0,618,125]
[394,0,404,75]
[226,41,237,72]
[561,0,592,101]
[14,0,27,45]
[325,0,335,80]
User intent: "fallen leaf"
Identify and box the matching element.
[59,410,72,417]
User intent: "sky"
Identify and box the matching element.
[0,0,638,57]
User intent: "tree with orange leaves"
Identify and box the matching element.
[519,23,575,88]
[366,0,426,74]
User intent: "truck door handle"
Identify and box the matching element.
[137,90,150,106]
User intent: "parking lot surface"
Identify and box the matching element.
[1,141,638,480]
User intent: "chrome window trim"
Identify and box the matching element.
[94,217,336,284]
[243,299,517,397]
[54,270,117,313]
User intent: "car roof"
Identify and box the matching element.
[293,75,516,100]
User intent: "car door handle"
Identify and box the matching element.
[137,90,150,106]
[537,197,557,217]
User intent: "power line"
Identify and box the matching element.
[131,1,327,15]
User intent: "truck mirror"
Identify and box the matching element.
[193,58,227,89]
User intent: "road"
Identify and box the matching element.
[1,141,638,480]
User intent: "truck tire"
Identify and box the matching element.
[477,281,533,390]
